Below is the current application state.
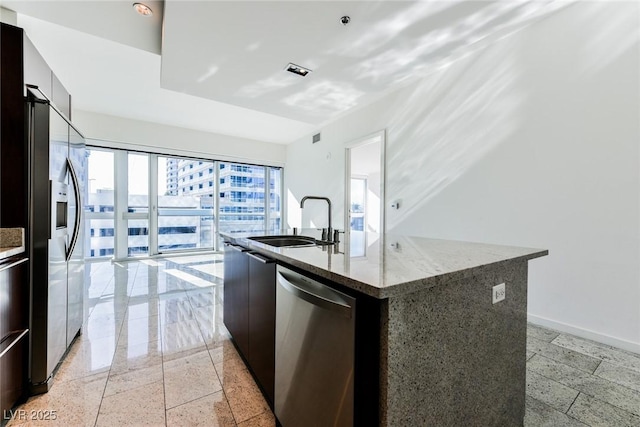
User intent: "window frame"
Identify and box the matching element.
[85,143,284,260]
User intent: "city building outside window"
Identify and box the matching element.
[86,148,282,258]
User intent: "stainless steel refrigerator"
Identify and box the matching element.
[25,86,86,394]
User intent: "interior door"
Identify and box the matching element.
[344,131,385,258]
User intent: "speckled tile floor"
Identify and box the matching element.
[524,324,640,426]
[5,256,640,426]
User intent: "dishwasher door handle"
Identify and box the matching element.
[277,271,352,318]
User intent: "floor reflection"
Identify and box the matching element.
[8,255,274,427]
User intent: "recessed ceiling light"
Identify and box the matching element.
[133,2,153,17]
[285,63,312,77]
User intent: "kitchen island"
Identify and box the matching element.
[222,229,547,426]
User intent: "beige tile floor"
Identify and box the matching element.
[7,255,272,427]
[5,255,640,426]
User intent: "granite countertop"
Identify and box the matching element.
[222,229,548,299]
[0,228,26,261]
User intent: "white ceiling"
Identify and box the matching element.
[4,1,569,144]
[4,0,164,53]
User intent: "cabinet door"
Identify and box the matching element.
[0,258,28,342]
[223,244,236,339]
[223,244,249,358]
[23,34,52,99]
[1,24,27,230]
[51,73,71,119]
[0,257,28,417]
[1,335,27,417]
[248,253,276,405]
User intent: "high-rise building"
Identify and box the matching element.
[86,148,281,258]
[174,160,280,233]
[166,158,179,195]
[176,159,215,198]
[218,163,267,233]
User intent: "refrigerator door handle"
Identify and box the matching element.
[65,158,82,262]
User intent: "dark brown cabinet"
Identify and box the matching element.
[223,244,250,358]
[1,335,27,423]
[0,22,30,424]
[0,257,28,346]
[0,257,29,423]
[1,23,27,230]
[247,252,276,404]
[223,244,276,405]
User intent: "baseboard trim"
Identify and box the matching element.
[527,314,640,355]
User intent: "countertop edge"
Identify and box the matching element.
[0,245,26,261]
[376,250,549,298]
[0,228,26,261]
[223,234,548,299]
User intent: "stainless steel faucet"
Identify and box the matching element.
[300,196,332,241]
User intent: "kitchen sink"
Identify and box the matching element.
[249,235,318,248]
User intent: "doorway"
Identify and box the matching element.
[344,130,385,257]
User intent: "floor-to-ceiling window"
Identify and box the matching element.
[85,147,282,259]
[269,168,282,231]
[218,162,265,234]
[126,153,150,257]
[85,149,115,257]
[157,156,215,253]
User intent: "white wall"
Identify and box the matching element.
[0,7,17,25]
[285,2,640,352]
[74,110,286,166]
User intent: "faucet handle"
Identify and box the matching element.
[333,229,344,243]
[321,228,328,240]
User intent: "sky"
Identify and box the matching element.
[87,149,167,195]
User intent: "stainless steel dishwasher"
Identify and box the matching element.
[275,266,356,427]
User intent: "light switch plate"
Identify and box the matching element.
[493,283,506,304]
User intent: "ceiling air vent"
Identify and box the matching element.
[312,133,321,144]
[286,63,312,77]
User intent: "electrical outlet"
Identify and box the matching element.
[492,283,506,304]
